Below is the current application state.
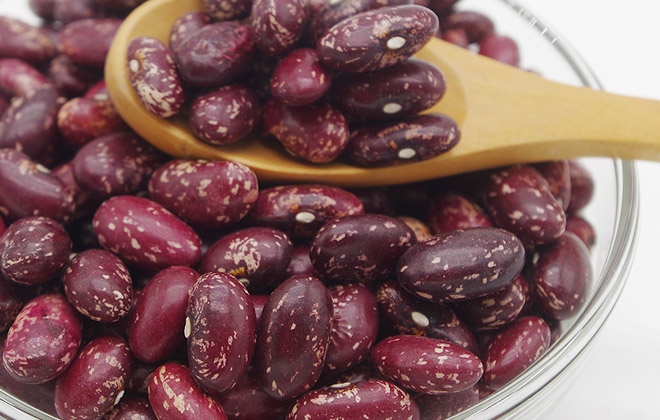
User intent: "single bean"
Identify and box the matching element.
[48,55,100,97]
[270,48,331,107]
[0,58,50,98]
[57,97,129,148]
[0,276,26,332]
[105,397,157,420]
[251,0,307,56]
[415,385,479,420]
[202,0,252,21]
[478,33,520,66]
[56,18,122,68]
[441,28,470,48]
[425,191,493,235]
[53,0,98,25]
[0,16,56,63]
[567,159,594,213]
[440,11,494,43]
[565,215,596,248]
[168,11,212,53]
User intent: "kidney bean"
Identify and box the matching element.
[106,397,157,420]
[398,227,525,303]
[441,28,469,48]
[565,215,596,249]
[531,232,592,320]
[567,159,594,213]
[29,0,56,20]
[478,33,520,67]
[483,165,566,245]
[348,113,460,166]
[441,11,494,43]
[0,86,65,166]
[311,213,416,283]
[376,281,478,354]
[0,58,50,98]
[56,18,122,68]
[200,227,293,293]
[189,84,260,145]
[255,275,333,399]
[533,160,571,211]
[168,11,212,53]
[3,294,82,384]
[148,363,228,420]
[202,0,251,21]
[249,184,364,240]
[93,195,202,271]
[425,191,493,235]
[48,55,100,97]
[72,132,163,199]
[53,0,100,25]
[332,58,446,121]
[482,315,551,390]
[251,0,307,57]
[270,48,331,107]
[316,5,438,73]
[0,276,26,332]
[174,22,254,87]
[415,385,479,420]
[127,36,184,118]
[286,379,419,420]
[0,17,56,64]
[0,217,71,286]
[57,97,128,148]
[126,360,157,395]
[398,216,432,241]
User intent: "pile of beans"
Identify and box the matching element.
[0,1,597,420]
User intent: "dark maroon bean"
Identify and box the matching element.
[168,11,212,53]
[371,335,482,394]
[0,276,26,331]
[270,48,331,106]
[398,216,432,241]
[73,132,164,199]
[0,86,65,166]
[483,165,566,245]
[482,315,551,390]
[3,294,82,384]
[452,274,527,331]
[567,160,594,213]
[426,191,493,235]
[398,227,525,303]
[478,33,520,66]
[105,396,157,420]
[533,160,571,211]
[286,379,419,420]
[427,0,457,15]
[285,246,321,278]
[127,36,184,118]
[0,17,56,63]
[148,363,228,420]
[316,5,438,73]
[189,84,260,145]
[53,0,98,25]
[174,22,254,87]
[129,266,198,363]
[0,58,50,98]
[415,384,479,420]
[531,232,592,320]
[56,18,122,68]
[251,0,307,56]
[332,58,446,120]
[186,272,256,394]
[376,281,478,354]
[565,215,596,248]
[386,180,434,217]
[255,275,333,399]
[29,0,56,20]
[126,361,157,395]
[325,283,379,373]
[441,28,470,48]
[200,227,292,293]
[251,294,269,323]
[54,336,133,420]
[48,55,100,97]
[57,97,129,148]
[249,184,364,240]
[93,195,202,271]
[0,217,72,286]
[311,213,415,283]
[215,367,293,420]
[202,0,252,21]
[262,98,349,163]
[62,249,132,322]
[347,113,460,166]
[441,11,494,43]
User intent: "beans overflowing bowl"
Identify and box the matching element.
[0,0,639,420]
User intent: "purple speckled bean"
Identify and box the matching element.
[440,11,494,43]
[249,184,364,240]
[479,33,520,67]
[174,22,254,87]
[285,379,419,420]
[54,336,133,420]
[425,191,493,235]
[376,281,478,354]
[189,84,261,145]
[533,160,571,211]
[186,272,256,394]
[262,98,349,163]
[567,160,594,214]
[316,5,438,73]
[0,276,26,331]
[270,48,331,107]
[415,385,479,420]
[92,195,202,271]
[62,248,132,323]
[168,11,212,54]
[48,55,100,97]
[565,215,596,249]
[127,36,184,118]
[57,96,129,148]
[398,216,432,241]
[148,363,228,420]
[105,397,157,420]
[370,335,483,394]
[0,58,50,98]
[3,294,82,384]
[56,18,122,68]
[325,283,379,373]
[202,0,252,21]
[482,315,551,390]
[484,165,566,245]
[311,213,416,283]
[0,17,56,63]
[53,0,98,25]
[199,227,293,293]
[397,227,525,303]
[531,232,592,320]
[255,275,333,400]
[347,113,460,166]
[251,0,307,56]
[332,58,446,121]
[0,217,72,286]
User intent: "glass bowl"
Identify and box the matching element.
[0,0,639,419]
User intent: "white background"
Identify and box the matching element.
[2,0,660,419]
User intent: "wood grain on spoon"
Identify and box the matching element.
[105,0,660,187]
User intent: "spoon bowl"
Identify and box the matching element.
[105,0,660,186]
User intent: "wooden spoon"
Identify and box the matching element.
[105,0,660,187]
